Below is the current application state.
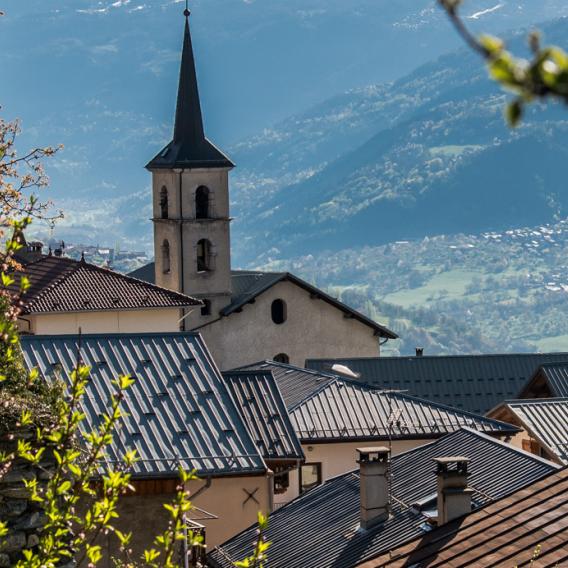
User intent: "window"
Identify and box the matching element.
[196,239,212,272]
[200,299,211,316]
[161,240,170,274]
[271,299,287,324]
[195,186,210,219]
[273,466,290,495]
[300,463,322,494]
[160,186,169,219]
[273,353,289,364]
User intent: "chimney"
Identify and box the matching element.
[433,457,473,525]
[357,447,390,529]
[415,347,424,357]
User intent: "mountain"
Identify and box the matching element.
[230,17,568,265]
[3,0,568,248]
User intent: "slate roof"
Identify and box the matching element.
[358,467,568,568]
[306,353,568,414]
[494,399,568,465]
[128,265,396,339]
[12,255,200,314]
[21,333,266,478]
[208,428,558,568]
[518,362,568,398]
[222,370,304,462]
[146,12,233,170]
[234,361,518,442]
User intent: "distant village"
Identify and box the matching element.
[2,6,568,568]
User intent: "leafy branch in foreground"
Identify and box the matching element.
[438,0,568,126]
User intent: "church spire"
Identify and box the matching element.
[146,5,234,170]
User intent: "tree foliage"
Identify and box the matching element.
[438,0,568,125]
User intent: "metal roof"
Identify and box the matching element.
[306,353,568,414]
[21,333,266,478]
[234,361,517,441]
[222,370,304,462]
[233,360,337,409]
[146,11,233,170]
[290,380,518,443]
[12,255,200,314]
[518,362,568,398]
[209,428,558,568]
[127,267,396,338]
[358,467,568,567]
[499,399,568,464]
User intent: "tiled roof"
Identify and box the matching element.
[208,429,558,568]
[21,333,266,478]
[233,360,337,409]
[13,255,200,314]
[127,264,397,339]
[222,370,304,462]
[290,380,518,442]
[306,353,568,414]
[234,361,518,441]
[518,362,568,398]
[496,399,568,464]
[357,467,568,568]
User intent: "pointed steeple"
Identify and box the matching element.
[146,7,234,170]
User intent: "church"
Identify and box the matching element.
[130,7,397,370]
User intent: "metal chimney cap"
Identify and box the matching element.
[357,446,390,463]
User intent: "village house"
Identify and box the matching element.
[20,332,281,555]
[306,351,568,413]
[11,250,201,335]
[130,8,397,369]
[226,361,518,506]
[356,466,568,567]
[208,428,559,568]
[516,361,568,398]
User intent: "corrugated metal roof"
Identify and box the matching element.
[21,333,266,478]
[13,255,200,314]
[519,362,568,398]
[503,399,568,464]
[306,353,568,414]
[222,370,304,462]
[358,467,568,567]
[234,360,337,409]
[290,380,518,442]
[209,428,558,568]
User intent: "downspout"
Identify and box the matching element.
[267,468,274,513]
[179,169,186,330]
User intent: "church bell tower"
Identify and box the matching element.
[146,6,234,328]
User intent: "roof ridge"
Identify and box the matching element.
[288,377,342,412]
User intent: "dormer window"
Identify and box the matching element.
[160,186,169,219]
[195,186,210,219]
[196,239,212,272]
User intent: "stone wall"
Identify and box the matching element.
[0,437,54,566]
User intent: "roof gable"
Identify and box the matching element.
[21,333,266,478]
[14,256,199,314]
[209,428,558,568]
[306,353,568,414]
[518,362,568,399]
[222,370,304,462]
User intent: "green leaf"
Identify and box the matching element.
[506,99,523,127]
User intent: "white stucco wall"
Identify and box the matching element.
[198,280,381,370]
[275,438,435,507]
[25,308,182,335]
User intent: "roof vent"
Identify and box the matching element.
[416,348,424,357]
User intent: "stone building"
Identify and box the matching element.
[132,8,396,369]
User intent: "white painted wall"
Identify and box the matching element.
[198,280,381,370]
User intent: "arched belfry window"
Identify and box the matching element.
[160,186,169,219]
[196,239,212,272]
[195,186,210,219]
[162,239,170,274]
[271,299,287,324]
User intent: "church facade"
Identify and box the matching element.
[132,8,396,369]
